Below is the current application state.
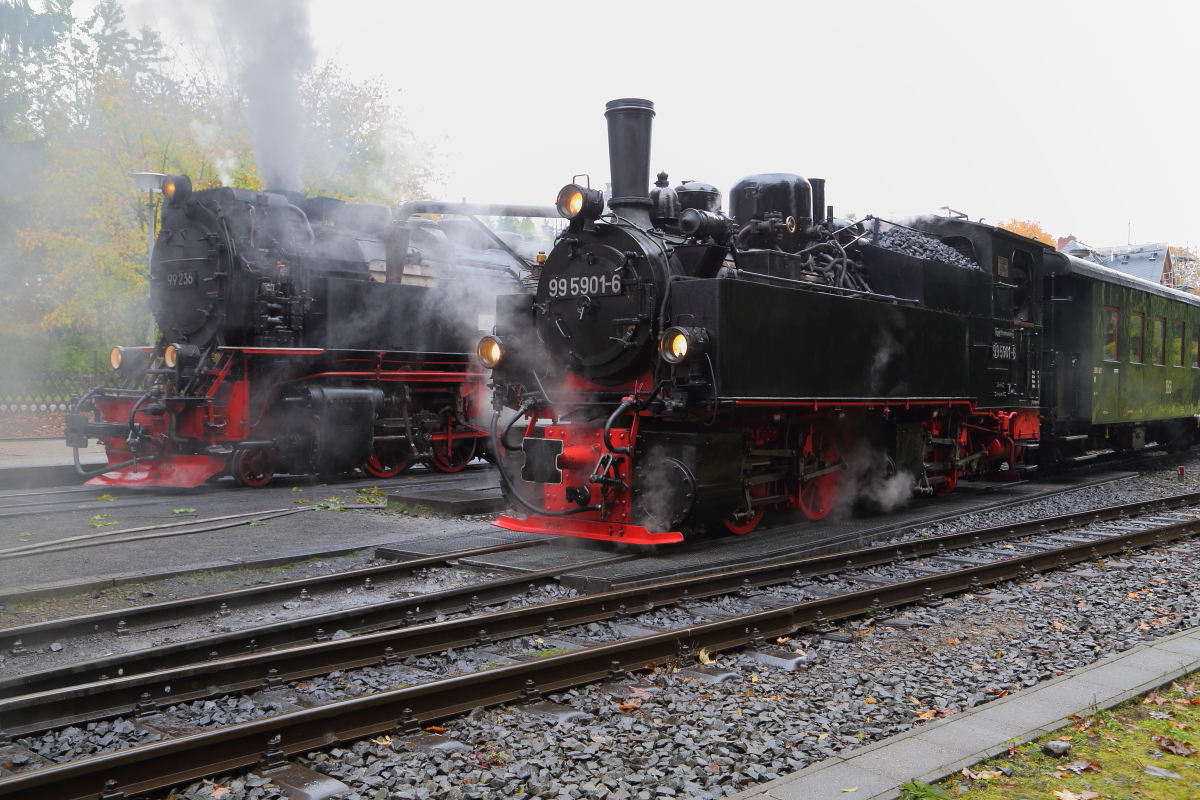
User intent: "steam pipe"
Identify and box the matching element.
[394,202,561,223]
[603,398,636,455]
[810,178,826,225]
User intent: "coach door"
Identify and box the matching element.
[1055,352,1080,420]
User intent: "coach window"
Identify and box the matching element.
[1172,322,1185,367]
[1129,312,1145,363]
[1193,325,1200,368]
[1102,307,1119,361]
[1151,317,1166,365]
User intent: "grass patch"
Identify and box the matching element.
[939,678,1200,799]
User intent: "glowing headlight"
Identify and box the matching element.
[555,183,603,221]
[477,335,504,369]
[659,326,708,365]
[163,343,179,368]
[109,347,123,370]
[161,174,192,205]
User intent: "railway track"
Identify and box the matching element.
[2,490,1199,798]
[0,471,1147,695]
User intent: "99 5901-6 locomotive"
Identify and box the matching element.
[66,175,559,488]
[479,97,1200,545]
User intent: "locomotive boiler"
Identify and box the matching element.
[482,98,1199,545]
[67,176,558,488]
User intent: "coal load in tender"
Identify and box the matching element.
[877,227,980,270]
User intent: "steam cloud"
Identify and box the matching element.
[212,0,314,191]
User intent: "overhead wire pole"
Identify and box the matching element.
[129,172,166,346]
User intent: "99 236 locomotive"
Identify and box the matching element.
[66,175,558,488]
[481,98,1200,545]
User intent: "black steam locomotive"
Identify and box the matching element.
[482,98,1200,545]
[67,175,558,488]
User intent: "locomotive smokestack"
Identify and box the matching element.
[604,98,655,226]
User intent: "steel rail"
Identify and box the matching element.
[2,499,1197,799]
[0,554,633,699]
[0,539,546,653]
[3,491,1198,738]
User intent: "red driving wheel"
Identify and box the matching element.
[429,433,478,473]
[232,448,275,488]
[723,484,767,535]
[784,424,841,521]
[364,438,413,478]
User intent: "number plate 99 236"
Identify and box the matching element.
[547,272,623,299]
[166,270,197,289]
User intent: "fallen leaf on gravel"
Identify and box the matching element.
[946,637,960,645]
[969,664,983,670]
[88,520,117,528]
[776,637,791,644]
[370,736,392,746]
[1066,760,1101,773]
[864,698,877,704]
[817,733,829,740]
[627,687,657,700]
[1151,734,1197,756]
[1050,619,1068,631]
[96,494,116,501]
[916,710,937,720]
[424,726,446,732]
[92,513,110,519]
[617,703,641,710]
[1145,693,1168,706]
[698,648,716,665]
[172,508,196,514]
[246,519,266,526]
[749,674,759,683]
[840,787,857,793]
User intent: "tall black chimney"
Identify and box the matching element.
[604,98,655,227]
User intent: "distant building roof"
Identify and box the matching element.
[1067,242,1174,286]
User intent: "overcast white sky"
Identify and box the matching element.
[120,0,1199,250]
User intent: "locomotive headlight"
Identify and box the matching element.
[659,326,709,365]
[556,183,604,220]
[163,343,179,369]
[109,347,124,370]
[161,174,192,206]
[477,335,505,369]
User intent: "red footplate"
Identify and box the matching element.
[493,515,684,545]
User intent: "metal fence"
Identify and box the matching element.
[0,373,97,412]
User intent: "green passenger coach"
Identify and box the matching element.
[1042,250,1200,461]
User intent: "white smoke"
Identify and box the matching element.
[211,0,314,191]
[188,120,237,186]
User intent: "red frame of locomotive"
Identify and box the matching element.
[494,375,1041,545]
[84,346,488,488]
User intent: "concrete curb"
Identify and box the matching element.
[731,626,1200,800]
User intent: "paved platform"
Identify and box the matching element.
[387,478,505,516]
[732,625,1200,800]
[0,438,105,489]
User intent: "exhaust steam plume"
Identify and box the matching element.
[212,0,314,192]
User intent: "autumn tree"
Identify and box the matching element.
[998,218,1055,247]
[0,0,436,374]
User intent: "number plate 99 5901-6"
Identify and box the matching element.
[547,272,623,299]
[166,270,197,289]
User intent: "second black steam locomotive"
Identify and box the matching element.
[67,174,557,488]
[481,98,1200,544]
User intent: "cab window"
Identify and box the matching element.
[1102,307,1119,361]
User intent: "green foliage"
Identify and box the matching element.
[0,0,435,369]
[898,780,951,800]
